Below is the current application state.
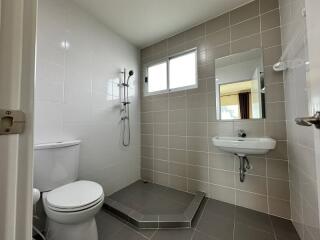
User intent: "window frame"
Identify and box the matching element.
[143,48,198,96]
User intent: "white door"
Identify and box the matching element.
[0,0,37,240]
[305,0,320,232]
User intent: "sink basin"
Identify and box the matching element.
[212,136,276,156]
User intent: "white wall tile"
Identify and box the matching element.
[35,0,140,196]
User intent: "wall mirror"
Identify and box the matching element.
[215,48,265,120]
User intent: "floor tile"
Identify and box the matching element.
[162,187,194,205]
[235,206,273,233]
[96,211,125,239]
[191,198,208,227]
[234,222,275,240]
[99,181,300,240]
[140,197,187,215]
[197,211,234,240]
[204,199,235,220]
[192,231,218,240]
[125,221,157,238]
[270,216,300,240]
[103,209,157,239]
[112,226,148,240]
[110,180,194,214]
[151,229,194,240]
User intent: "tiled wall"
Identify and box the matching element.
[279,0,320,239]
[140,0,291,218]
[35,0,141,196]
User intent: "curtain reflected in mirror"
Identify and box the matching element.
[239,92,250,119]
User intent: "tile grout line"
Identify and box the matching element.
[269,215,278,240]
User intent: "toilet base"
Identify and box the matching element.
[46,217,98,240]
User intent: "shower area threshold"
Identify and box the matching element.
[103,180,205,229]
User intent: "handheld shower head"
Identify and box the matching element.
[126,70,134,84]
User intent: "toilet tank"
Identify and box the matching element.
[33,140,81,192]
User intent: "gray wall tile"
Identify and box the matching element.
[188,151,209,166]
[231,34,261,54]
[261,9,280,31]
[188,165,209,181]
[260,0,279,14]
[139,0,291,219]
[231,17,260,41]
[230,0,259,25]
[205,13,230,34]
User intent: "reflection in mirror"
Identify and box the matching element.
[215,49,265,120]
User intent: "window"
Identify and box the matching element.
[144,49,197,95]
[147,62,167,93]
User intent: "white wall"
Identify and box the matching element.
[35,0,141,195]
[280,0,320,239]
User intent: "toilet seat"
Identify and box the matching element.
[46,180,104,213]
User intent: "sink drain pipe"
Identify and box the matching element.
[238,155,251,182]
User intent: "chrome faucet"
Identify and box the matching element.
[238,129,247,138]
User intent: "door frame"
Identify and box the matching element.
[0,0,37,239]
[305,0,320,226]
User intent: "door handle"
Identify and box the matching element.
[295,111,320,129]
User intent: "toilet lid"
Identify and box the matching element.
[46,180,104,211]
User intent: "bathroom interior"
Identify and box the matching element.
[19,0,320,239]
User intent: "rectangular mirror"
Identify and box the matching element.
[215,48,265,120]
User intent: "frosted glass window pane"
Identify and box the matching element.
[169,51,197,89]
[148,62,167,93]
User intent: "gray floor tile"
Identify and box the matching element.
[270,216,300,240]
[109,191,143,210]
[196,199,235,240]
[102,209,157,238]
[203,199,235,220]
[110,183,155,210]
[96,211,125,239]
[235,206,273,233]
[162,187,194,205]
[192,231,218,240]
[191,198,208,227]
[140,197,187,215]
[110,180,194,214]
[234,223,275,240]
[196,211,234,240]
[151,229,194,240]
[101,181,300,240]
[112,226,148,240]
[124,221,157,239]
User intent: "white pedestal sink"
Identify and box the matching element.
[212,136,276,182]
[212,136,276,156]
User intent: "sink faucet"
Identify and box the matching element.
[238,129,247,138]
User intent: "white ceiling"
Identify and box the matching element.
[72,0,253,48]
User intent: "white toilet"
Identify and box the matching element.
[33,140,104,240]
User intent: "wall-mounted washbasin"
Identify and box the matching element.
[212,136,276,156]
[212,136,276,182]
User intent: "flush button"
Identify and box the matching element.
[0,109,26,135]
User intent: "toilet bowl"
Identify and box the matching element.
[33,140,104,240]
[43,180,104,240]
